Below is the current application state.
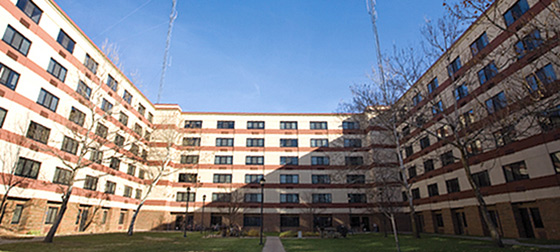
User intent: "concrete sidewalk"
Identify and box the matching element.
[262,236,286,252]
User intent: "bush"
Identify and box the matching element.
[303,231,319,237]
[246,229,260,237]
[279,230,297,238]
[26,230,42,236]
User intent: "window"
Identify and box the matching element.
[424,159,434,172]
[11,205,23,224]
[280,139,298,147]
[245,174,264,184]
[540,105,560,131]
[503,161,529,182]
[467,139,482,156]
[123,186,132,198]
[47,58,67,82]
[0,63,20,90]
[117,112,129,126]
[280,157,298,165]
[138,169,146,179]
[84,175,98,191]
[246,156,264,165]
[311,156,329,165]
[311,139,328,147]
[180,155,199,164]
[212,193,231,202]
[244,193,262,203]
[504,0,529,26]
[37,88,59,112]
[447,57,462,77]
[15,157,40,179]
[104,181,116,194]
[45,207,58,224]
[313,215,332,228]
[280,215,299,227]
[95,124,108,138]
[118,211,126,225]
[446,178,460,193]
[280,121,297,129]
[432,100,443,115]
[101,210,108,224]
[408,166,417,179]
[454,83,469,100]
[184,120,202,128]
[280,194,299,203]
[345,156,363,166]
[247,121,264,129]
[76,80,91,100]
[84,54,98,74]
[114,134,125,147]
[213,174,232,183]
[69,107,85,126]
[90,149,102,164]
[404,146,413,158]
[127,164,136,176]
[427,78,438,94]
[246,138,264,147]
[3,26,31,56]
[342,121,359,130]
[344,139,362,148]
[122,90,132,104]
[135,189,142,200]
[459,110,474,128]
[415,113,426,127]
[178,173,197,183]
[183,137,201,146]
[312,194,332,203]
[478,62,499,85]
[515,30,542,59]
[411,188,420,199]
[420,136,430,150]
[109,157,120,170]
[551,151,560,174]
[26,121,50,144]
[138,104,146,116]
[129,144,139,156]
[106,75,118,91]
[401,126,410,137]
[412,92,422,106]
[217,121,234,129]
[56,30,75,53]
[470,32,489,56]
[472,170,491,187]
[441,151,454,166]
[100,99,113,113]
[176,191,195,202]
[348,194,366,203]
[310,121,327,129]
[244,215,261,226]
[526,64,557,92]
[61,136,78,154]
[147,113,153,123]
[16,0,42,23]
[216,138,234,147]
[0,108,6,128]
[435,213,444,227]
[436,126,450,140]
[280,174,299,184]
[312,175,330,184]
[133,124,142,136]
[427,183,439,197]
[347,174,365,184]
[485,91,507,114]
[214,156,233,165]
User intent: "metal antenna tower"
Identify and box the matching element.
[157,0,178,104]
[366,0,386,86]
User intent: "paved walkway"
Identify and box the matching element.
[262,236,286,252]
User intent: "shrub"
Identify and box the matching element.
[26,230,42,236]
[246,229,260,237]
[303,231,319,237]
[279,230,297,238]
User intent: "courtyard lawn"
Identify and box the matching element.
[281,233,559,252]
[0,232,261,252]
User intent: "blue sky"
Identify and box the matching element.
[55,0,452,113]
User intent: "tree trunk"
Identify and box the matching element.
[44,186,73,243]
[127,202,144,236]
[390,214,401,252]
[460,151,504,247]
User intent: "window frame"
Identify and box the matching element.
[2,25,32,56]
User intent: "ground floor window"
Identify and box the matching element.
[280,215,299,227]
[243,215,261,227]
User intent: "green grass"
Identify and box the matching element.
[0,232,261,252]
[281,233,559,252]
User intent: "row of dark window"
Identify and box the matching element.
[184,120,360,130]
[176,192,366,205]
[177,173,366,185]
[12,203,129,227]
[179,154,363,166]
[183,137,362,148]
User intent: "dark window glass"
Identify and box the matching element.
[408,166,417,179]
[127,164,136,176]
[280,215,299,227]
[502,161,529,182]
[184,120,202,128]
[344,139,362,148]
[435,213,444,227]
[53,168,72,185]
[447,57,462,77]
[3,25,31,56]
[280,139,298,147]
[113,134,125,147]
[312,175,330,184]
[213,174,232,183]
[90,150,102,164]
[280,174,299,184]
[56,30,75,53]
[16,0,42,23]
[348,193,366,203]
[123,186,132,197]
[515,30,542,59]
[76,80,91,100]
[485,91,507,114]
[45,207,58,224]
[347,174,365,184]
[247,121,264,129]
[427,78,438,94]
[183,137,201,146]
[530,208,544,228]
[26,121,50,144]
[47,58,67,82]
[246,138,264,147]
[345,156,363,166]
[95,124,108,138]
[215,138,233,147]
[246,156,264,165]
[245,174,263,184]
[101,99,113,112]
[11,205,23,224]
[412,92,422,106]
[280,157,298,165]
[178,173,197,183]
[214,156,233,165]
[405,146,413,158]
[61,136,78,154]
[478,62,499,85]
[69,107,85,126]
[106,75,118,92]
[310,121,327,129]
[428,183,439,197]
[280,121,298,129]
[470,32,489,56]
[311,139,328,147]
[342,121,359,129]
[104,181,116,194]
[243,215,261,226]
[37,88,59,112]
[217,121,234,129]
[472,170,491,187]
[454,83,469,100]
[137,104,146,117]
[280,194,299,203]
[312,194,332,203]
[503,0,530,26]
[411,188,420,199]
[118,112,129,126]
[526,64,557,92]
[311,156,329,165]
[244,193,262,203]
[0,63,20,90]
[84,175,98,190]
[15,157,40,179]
[446,178,460,193]
[420,136,430,149]
[441,151,454,166]
[0,107,6,128]
[122,90,132,104]
[432,100,443,115]
[551,151,560,174]
[180,155,199,164]
[109,158,120,170]
[84,54,98,74]
[176,192,195,202]
[212,193,231,202]
[424,159,434,172]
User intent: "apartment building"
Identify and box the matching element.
[393,0,560,240]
